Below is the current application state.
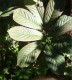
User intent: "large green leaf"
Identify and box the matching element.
[44,0,65,23]
[26,5,43,25]
[55,15,72,35]
[13,8,42,30]
[8,26,43,41]
[17,42,41,67]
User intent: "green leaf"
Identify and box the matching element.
[55,15,72,35]
[37,6,44,20]
[13,8,42,30]
[46,57,58,71]
[45,55,65,71]
[0,7,15,17]
[44,0,65,23]
[17,42,41,67]
[8,26,43,41]
[36,1,44,20]
[29,1,44,19]
[56,55,65,65]
[44,45,57,71]
[26,5,43,25]
[44,45,65,71]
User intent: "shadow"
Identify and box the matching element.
[63,0,72,16]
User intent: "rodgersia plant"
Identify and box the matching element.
[8,0,72,75]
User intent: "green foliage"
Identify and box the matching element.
[8,26,43,41]
[13,8,42,30]
[8,0,72,76]
[17,42,41,67]
[0,0,72,80]
[55,15,72,35]
[44,0,65,23]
